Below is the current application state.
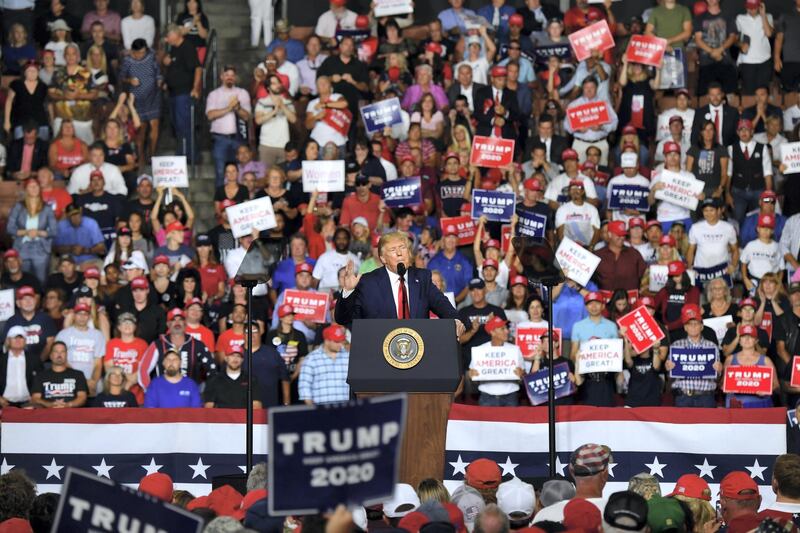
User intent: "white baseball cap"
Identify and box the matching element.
[382,483,420,518]
[352,216,369,229]
[496,478,535,520]
[7,326,27,338]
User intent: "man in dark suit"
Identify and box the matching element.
[0,326,42,408]
[474,65,519,139]
[527,113,569,166]
[335,232,466,337]
[447,63,487,113]
[6,122,49,181]
[691,82,739,147]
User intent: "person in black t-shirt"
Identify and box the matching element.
[530,329,577,405]
[2,285,56,362]
[247,322,291,407]
[316,36,369,121]
[203,344,262,409]
[458,278,508,367]
[621,296,667,407]
[74,171,127,248]
[46,254,84,296]
[91,366,138,407]
[31,341,88,408]
[163,24,201,164]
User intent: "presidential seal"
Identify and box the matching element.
[382,328,425,369]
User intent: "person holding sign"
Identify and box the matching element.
[621,296,668,407]
[665,304,722,407]
[468,316,525,406]
[563,77,618,165]
[474,65,519,140]
[687,197,738,283]
[555,180,600,248]
[723,324,778,408]
[571,291,619,407]
[607,152,651,225]
[654,261,701,335]
[648,141,701,231]
[529,329,577,405]
[721,298,769,358]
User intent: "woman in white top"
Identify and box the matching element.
[121,0,156,49]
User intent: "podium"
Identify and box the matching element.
[348,319,461,487]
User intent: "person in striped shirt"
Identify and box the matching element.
[298,324,350,405]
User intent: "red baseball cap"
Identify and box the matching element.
[490,65,507,78]
[668,115,684,125]
[607,220,627,238]
[720,471,760,500]
[443,224,459,237]
[131,276,149,290]
[668,260,686,276]
[581,161,597,172]
[569,179,585,189]
[444,151,460,163]
[584,291,603,304]
[3,249,19,259]
[622,124,637,136]
[484,316,507,333]
[660,235,677,247]
[562,148,579,161]
[278,303,294,318]
[482,258,499,270]
[757,214,775,229]
[485,239,501,250]
[663,141,681,155]
[16,286,36,299]
[330,0,347,5]
[760,190,777,201]
[323,324,346,342]
[226,343,244,355]
[73,302,91,313]
[638,295,656,308]
[295,262,313,275]
[165,221,185,234]
[460,202,472,215]
[737,118,754,130]
[680,303,702,325]
[563,498,602,532]
[83,266,100,279]
[355,14,370,28]
[185,297,203,310]
[511,275,527,287]
[669,474,711,501]
[745,0,760,9]
[139,473,173,502]
[465,458,502,490]
[739,297,757,309]
[509,13,524,26]
[398,154,415,165]
[738,324,758,337]
[646,220,662,230]
[425,42,443,54]
[523,179,543,192]
[629,217,645,229]
[153,255,170,266]
[167,308,185,321]
[480,179,497,191]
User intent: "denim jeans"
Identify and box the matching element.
[212,134,244,187]
[732,187,763,227]
[170,94,195,163]
[479,391,519,407]
[674,393,716,408]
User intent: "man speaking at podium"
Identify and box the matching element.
[335,232,466,337]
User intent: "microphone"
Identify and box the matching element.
[397,263,406,277]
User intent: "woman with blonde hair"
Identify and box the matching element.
[448,123,472,165]
[8,178,58,283]
[754,271,789,327]
[702,277,736,321]
[417,478,450,504]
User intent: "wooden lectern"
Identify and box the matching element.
[347,319,461,488]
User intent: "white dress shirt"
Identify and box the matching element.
[709,104,724,145]
[3,350,29,403]
[727,141,772,178]
[67,162,128,196]
[387,267,410,318]
[460,83,475,111]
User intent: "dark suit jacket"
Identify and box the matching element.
[447,81,487,110]
[691,105,740,148]
[474,86,520,139]
[334,266,459,326]
[6,138,49,177]
[527,134,570,165]
[0,349,42,400]
[518,3,562,35]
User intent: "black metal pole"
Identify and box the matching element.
[545,282,556,477]
[245,282,255,475]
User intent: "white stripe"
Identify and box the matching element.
[37,482,215,496]
[3,423,269,455]
[445,420,785,455]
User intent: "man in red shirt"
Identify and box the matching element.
[594,220,647,291]
[184,297,216,353]
[339,173,388,229]
[38,167,72,220]
[217,304,247,362]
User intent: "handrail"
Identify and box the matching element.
[190,27,218,181]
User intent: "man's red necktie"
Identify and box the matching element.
[397,277,410,319]
[714,110,720,143]
[744,145,750,160]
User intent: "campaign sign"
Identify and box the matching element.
[470,344,522,381]
[693,263,732,289]
[761,311,774,342]
[360,97,402,134]
[0,288,13,321]
[152,156,189,188]
[302,160,346,193]
[374,0,413,17]
[625,35,668,67]
[723,366,774,395]
[654,170,704,211]
[501,224,512,253]
[516,211,547,239]
[226,196,277,239]
[472,189,516,223]
[703,315,733,345]
[516,327,562,358]
[283,289,330,323]
[617,306,665,354]
[470,136,515,169]
[577,338,623,374]
[669,347,717,379]
[780,142,800,175]
[531,44,572,67]
[568,20,615,62]
[524,362,576,406]
[608,184,649,211]
[51,468,203,533]
[567,101,611,131]
[555,236,601,287]
[441,216,476,246]
[649,264,669,292]
[791,356,800,388]
[269,394,407,515]
[382,176,421,208]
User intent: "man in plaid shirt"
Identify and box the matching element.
[298,324,350,405]
[665,304,723,408]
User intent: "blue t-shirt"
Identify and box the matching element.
[552,281,597,340]
[143,376,202,408]
[272,257,317,298]
[54,217,105,264]
[571,316,619,344]
[428,251,475,296]
[153,245,196,265]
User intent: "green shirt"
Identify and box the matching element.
[359,256,381,274]
[648,4,692,49]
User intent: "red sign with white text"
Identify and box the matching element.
[723,366,774,395]
[283,290,330,323]
[441,216,476,246]
[567,101,611,131]
[501,224,512,254]
[470,136,515,168]
[625,35,668,67]
[616,305,665,354]
[761,311,773,342]
[568,20,615,62]
[516,327,562,358]
[791,356,800,388]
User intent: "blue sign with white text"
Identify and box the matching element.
[52,468,203,533]
[361,98,403,134]
[269,394,407,516]
[517,211,547,238]
[525,362,576,406]
[472,189,516,223]
[608,185,649,211]
[669,347,717,379]
[382,177,422,208]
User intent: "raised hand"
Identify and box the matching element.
[342,259,362,291]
